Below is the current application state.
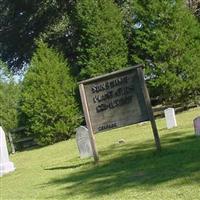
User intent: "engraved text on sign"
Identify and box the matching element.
[83,69,149,133]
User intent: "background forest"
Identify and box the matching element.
[0,0,200,145]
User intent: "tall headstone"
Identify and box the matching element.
[193,116,200,136]
[0,126,15,176]
[76,126,93,158]
[164,108,177,129]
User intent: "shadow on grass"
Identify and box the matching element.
[45,162,91,170]
[44,130,200,198]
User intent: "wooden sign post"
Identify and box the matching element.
[79,65,161,163]
[79,84,99,163]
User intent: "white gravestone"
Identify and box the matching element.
[164,108,177,129]
[193,117,200,136]
[76,126,93,158]
[0,126,15,176]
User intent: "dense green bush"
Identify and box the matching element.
[19,41,82,145]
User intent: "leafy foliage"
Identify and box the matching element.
[75,0,128,79]
[0,0,73,71]
[0,62,20,131]
[1,0,200,147]
[128,0,200,102]
[0,0,128,77]
[19,41,82,145]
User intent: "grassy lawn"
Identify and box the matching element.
[1,108,200,200]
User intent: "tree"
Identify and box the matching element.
[128,0,200,103]
[75,0,128,79]
[0,62,20,131]
[1,0,200,105]
[0,0,128,75]
[0,0,74,72]
[19,41,82,145]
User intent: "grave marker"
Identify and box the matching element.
[0,126,15,176]
[76,126,93,158]
[164,108,177,129]
[193,116,200,136]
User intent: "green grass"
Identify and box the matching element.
[1,108,200,200]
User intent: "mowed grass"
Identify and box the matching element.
[1,108,200,200]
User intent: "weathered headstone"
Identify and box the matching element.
[164,108,177,129]
[0,126,15,177]
[193,116,200,136]
[76,126,93,158]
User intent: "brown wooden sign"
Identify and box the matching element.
[79,65,161,163]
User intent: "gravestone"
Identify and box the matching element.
[76,126,93,158]
[0,126,15,177]
[193,117,200,136]
[164,108,177,129]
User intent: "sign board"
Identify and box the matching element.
[79,65,161,163]
[81,67,149,133]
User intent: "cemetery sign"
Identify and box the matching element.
[79,65,161,163]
